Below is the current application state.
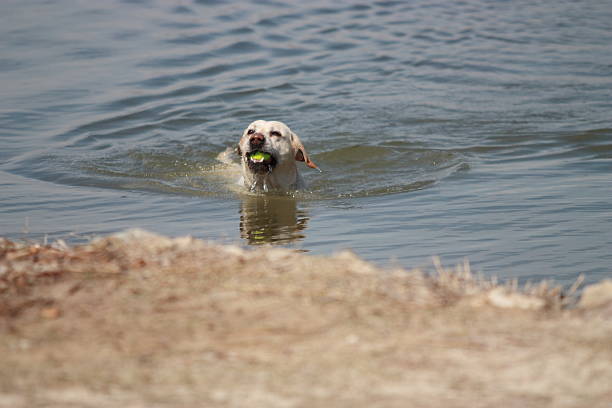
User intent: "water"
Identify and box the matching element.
[1,0,611,286]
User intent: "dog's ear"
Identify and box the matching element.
[235,145,242,156]
[290,131,319,170]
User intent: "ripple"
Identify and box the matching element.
[17,136,467,201]
[103,85,210,111]
[193,0,228,6]
[165,32,217,46]
[257,13,304,27]
[64,47,113,60]
[306,144,466,199]
[269,46,313,57]
[216,40,262,55]
[171,5,195,15]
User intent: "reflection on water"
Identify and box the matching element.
[239,195,308,246]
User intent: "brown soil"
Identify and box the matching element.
[1,230,611,407]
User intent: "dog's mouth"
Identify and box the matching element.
[246,150,277,174]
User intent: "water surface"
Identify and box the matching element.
[2,0,612,286]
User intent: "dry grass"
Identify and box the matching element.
[1,230,611,408]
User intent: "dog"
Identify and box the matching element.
[237,120,319,192]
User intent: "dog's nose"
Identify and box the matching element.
[249,133,265,149]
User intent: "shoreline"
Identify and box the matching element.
[1,229,611,407]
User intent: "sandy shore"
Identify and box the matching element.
[1,229,611,407]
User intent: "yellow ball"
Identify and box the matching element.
[250,152,271,162]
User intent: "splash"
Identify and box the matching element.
[249,172,271,193]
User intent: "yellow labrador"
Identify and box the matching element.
[237,120,319,192]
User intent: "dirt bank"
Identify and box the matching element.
[1,230,611,407]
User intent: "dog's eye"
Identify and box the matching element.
[247,129,255,135]
[270,131,282,137]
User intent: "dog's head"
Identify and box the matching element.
[237,120,318,176]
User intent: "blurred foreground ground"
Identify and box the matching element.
[1,230,611,408]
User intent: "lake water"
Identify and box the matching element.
[1,0,611,286]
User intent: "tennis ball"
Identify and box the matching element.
[250,152,271,162]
